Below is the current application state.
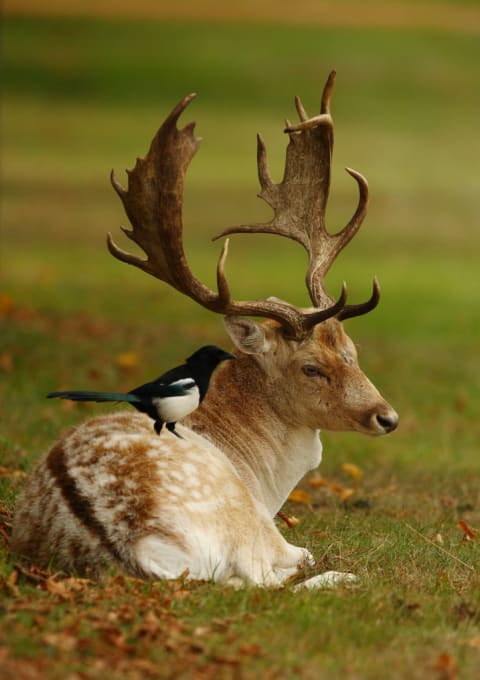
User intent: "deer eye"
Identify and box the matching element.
[302,365,328,379]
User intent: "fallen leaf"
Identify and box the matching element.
[45,578,72,599]
[0,293,15,316]
[441,496,456,508]
[0,352,14,372]
[276,511,300,528]
[340,462,364,481]
[338,487,356,502]
[464,636,480,649]
[329,482,356,501]
[0,574,20,598]
[288,489,312,505]
[433,652,458,680]
[307,476,329,488]
[43,632,77,652]
[0,466,27,480]
[239,643,262,657]
[115,351,141,372]
[458,520,476,541]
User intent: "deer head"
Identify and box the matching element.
[108,71,398,437]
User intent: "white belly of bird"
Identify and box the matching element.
[153,385,200,423]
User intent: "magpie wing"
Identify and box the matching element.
[130,375,196,399]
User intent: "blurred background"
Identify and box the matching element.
[1,0,479,474]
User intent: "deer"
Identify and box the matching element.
[11,71,398,589]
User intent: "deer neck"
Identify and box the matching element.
[186,357,322,516]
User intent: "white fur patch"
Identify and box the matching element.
[293,571,358,591]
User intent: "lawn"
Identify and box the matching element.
[1,6,480,679]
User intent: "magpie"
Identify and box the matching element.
[47,345,235,437]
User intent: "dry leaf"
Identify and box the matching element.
[337,487,355,502]
[115,351,140,372]
[239,643,262,657]
[0,573,20,598]
[43,632,77,652]
[329,482,355,500]
[0,352,14,372]
[0,293,14,316]
[307,476,329,488]
[0,466,27,480]
[276,511,300,528]
[433,652,458,680]
[45,578,72,599]
[458,520,476,541]
[464,636,480,649]
[340,462,364,481]
[288,489,312,505]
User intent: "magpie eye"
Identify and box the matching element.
[302,365,328,380]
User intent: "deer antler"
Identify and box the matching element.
[107,90,347,339]
[215,70,380,320]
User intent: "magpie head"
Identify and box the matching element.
[186,345,236,376]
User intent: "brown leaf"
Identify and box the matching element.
[337,487,356,502]
[329,482,356,501]
[464,636,480,649]
[441,496,456,508]
[340,462,364,482]
[115,351,141,372]
[136,610,163,638]
[0,293,15,316]
[0,466,27,480]
[276,511,300,528]
[44,578,72,599]
[458,520,476,541]
[0,352,14,372]
[307,476,329,488]
[288,489,312,505]
[43,632,77,652]
[239,643,262,657]
[433,652,458,680]
[0,574,20,598]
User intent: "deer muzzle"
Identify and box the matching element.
[367,406,399,435]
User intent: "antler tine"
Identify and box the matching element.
[256,133,275,194]
[321,69,336,114]
[337,277,380,321]
[305,165,369,304]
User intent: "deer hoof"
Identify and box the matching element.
[299,549,316,568]
[293,571,357,591]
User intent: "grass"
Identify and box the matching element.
[1,8,480,679]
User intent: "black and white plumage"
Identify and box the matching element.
[47,345,235,437]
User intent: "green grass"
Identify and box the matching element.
[2,10,480,679]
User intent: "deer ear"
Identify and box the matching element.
[224,316,271,355]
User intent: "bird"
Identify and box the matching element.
[47,345,235,437]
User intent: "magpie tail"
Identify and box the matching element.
[47,391,140,404]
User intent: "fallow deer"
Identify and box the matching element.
[12,72,398,588]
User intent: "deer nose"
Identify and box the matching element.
[375,411,399,434]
